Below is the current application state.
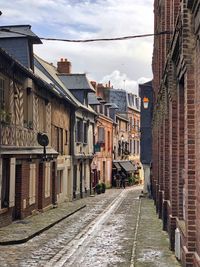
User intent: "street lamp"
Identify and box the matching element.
[143,97,149,109]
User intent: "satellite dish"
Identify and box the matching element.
[37,133,49,147]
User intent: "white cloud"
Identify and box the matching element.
[0,0,154,96]
[101,70,151,95]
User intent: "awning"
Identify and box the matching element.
[119,161,135,172]
[113,162,121,171]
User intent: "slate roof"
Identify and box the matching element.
[34,55,96,114]
[104,89,127,112]
[88,93,100,105]
[0,47,59,96]
[103,88,140,112]
[34,55,78,106]
[0,25,42,44]
[58,74,95,92]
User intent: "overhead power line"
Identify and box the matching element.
[40,31,172,42]
[0,28,172,42]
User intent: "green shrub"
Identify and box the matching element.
[95,183,102,194]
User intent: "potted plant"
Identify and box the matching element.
[101,182,106,193]
[128,176,134,186]
[95,183,102,194]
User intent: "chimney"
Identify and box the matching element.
[90,81,97,91]
[57,58,71,74]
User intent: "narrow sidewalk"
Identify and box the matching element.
[0,198,87,245]
[135,197,181,267]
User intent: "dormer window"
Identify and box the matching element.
[84,92,88,107]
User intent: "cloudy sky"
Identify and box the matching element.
[0,0,154,94]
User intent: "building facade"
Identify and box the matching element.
[152,1,200,266]
[97,84,140,184]
[0,44,59,226]
[139,81,153,195]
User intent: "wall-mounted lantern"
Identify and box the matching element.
[37,132,49,161]
[143,97,149,109]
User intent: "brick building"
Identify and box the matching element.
[152,0,200,266]
[97,84,140,184]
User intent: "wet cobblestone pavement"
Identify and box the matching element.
[0,186,180,266]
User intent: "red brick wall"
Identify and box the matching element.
[152,0,200,265]
[195,39,200,259]
[177,79,185,220]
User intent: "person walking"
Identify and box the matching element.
[120,172,126,189]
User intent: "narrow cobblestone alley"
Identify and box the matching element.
[0,187,180,267]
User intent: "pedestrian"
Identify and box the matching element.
[120,172,126,189]
[115,173,120,188]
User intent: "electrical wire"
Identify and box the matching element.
[0,28,173,42]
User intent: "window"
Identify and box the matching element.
[133,140,136,154]
[129,117,132,131]
[98,127,105,143]
[130,139,132,154]
[54,126,63,154]
[118,141,121,156]
[57,170,63,194]
[76,119,83,143]
[38,98,46,132]
[107,131,110,151]
[29,163,36,205]
[133,118,136,129]
[83,122,88,144]
[84,92,88,106]
[23,86,33,128]
[45,162,51,198]
[137,140,140,154]
[100,104,104,114]
[65,130,68,145]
